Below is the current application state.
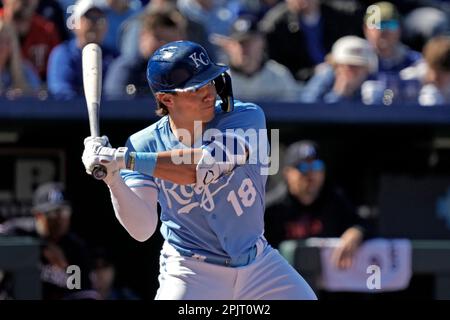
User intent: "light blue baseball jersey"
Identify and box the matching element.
[121,100,268,260]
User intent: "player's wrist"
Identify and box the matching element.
[125,150,135,170]
[104,169,123,187]
[114,147,128,169]
[125,151,158,176]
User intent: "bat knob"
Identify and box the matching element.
[92,165,107,180]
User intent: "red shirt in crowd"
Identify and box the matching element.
[0,9,61,80]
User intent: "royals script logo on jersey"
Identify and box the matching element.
[155,170,258,217]
[155,172,235,214]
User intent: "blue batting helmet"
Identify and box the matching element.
[147,41,234,112]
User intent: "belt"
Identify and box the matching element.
[174,239,265,268]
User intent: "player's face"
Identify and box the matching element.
[159,82,217,124]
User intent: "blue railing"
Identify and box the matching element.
[2,97,450,124]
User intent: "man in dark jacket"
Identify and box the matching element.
[265,140,370,269]
[259,0,362,81]
[261,0,362,81]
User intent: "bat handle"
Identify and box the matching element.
[92,164,107,180]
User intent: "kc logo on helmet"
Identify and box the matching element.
[189,52,209,68]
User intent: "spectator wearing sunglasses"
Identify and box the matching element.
[363,2,422,102]
[264,140,369,270]
[364,2,421,75]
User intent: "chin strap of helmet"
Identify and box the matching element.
[214,72,234,113]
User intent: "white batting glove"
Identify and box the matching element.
[84,135,111,148]
[82,136,128,185]
[82,136,111,175]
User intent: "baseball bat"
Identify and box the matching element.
[82,43,107,180]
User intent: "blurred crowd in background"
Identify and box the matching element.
[1,0,450,106]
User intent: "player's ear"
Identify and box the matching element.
[157,93,175,108]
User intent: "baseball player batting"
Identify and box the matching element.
[82,40,317,300]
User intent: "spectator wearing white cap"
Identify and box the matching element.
[301,35,378,104]
[47,0,116,100]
